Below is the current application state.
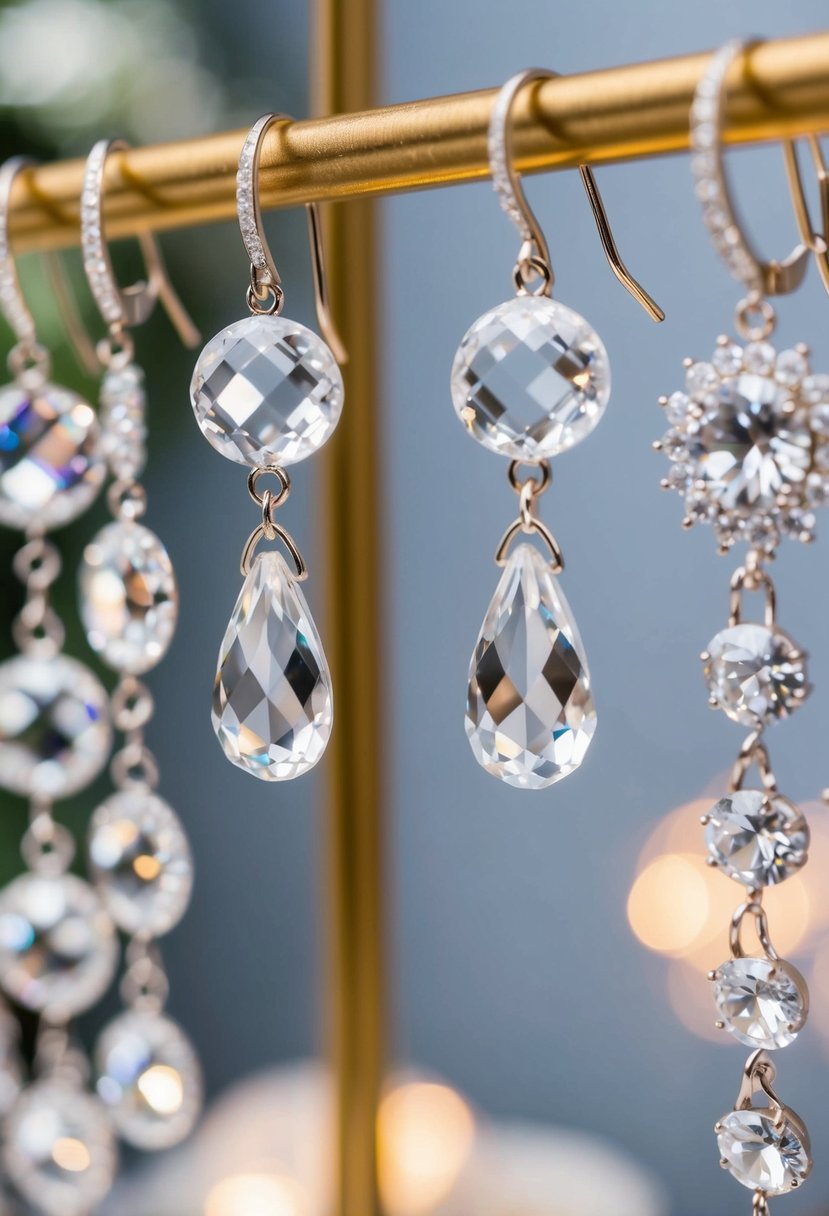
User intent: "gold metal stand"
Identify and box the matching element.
[7,28,829,1216]
[7,33,829,251]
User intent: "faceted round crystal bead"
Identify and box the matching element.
[190,314,344,466]
[0,381,105,530]
[3,1080,117,1216]
[96,1010,203,1150]
[88,788,193,937]
[686,373,811,513]
[0,654,112,798]
[713,957,808,1049]
[466,543,596,788]
[79,521,178,675]
[704,623,808,727]
[716,1108,811,1196]
[450,296,610,459]
[705,790,809,887]
[213,551,333,781]
[0,872,117,1020]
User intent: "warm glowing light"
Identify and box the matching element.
[205,1172,308,1216]
[627,854,710,956]
[378,1081,475,1216]
[138,1064,184,1115]
[52,1137,91,1172]
[666,959,727,1044]
[134,853,162,881]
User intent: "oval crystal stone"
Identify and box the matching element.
[716,1108,811,1196]
[0,654,112,798]
[88,788,193,937]
[96,1009,203,1150]
[79,520,178,674]
[0,381,105,530]
[686,373,812,513]
[713,957,808,1049]
[705,789,809,887]
[703,623,808,727]
[190,314,344,466]
[465,543,596,788]
[213,551,333,781]
[450,295,610,460]
[0,872,117,1020]
[3,1080,117,1216]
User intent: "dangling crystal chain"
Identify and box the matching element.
[11,532,64,658]
[494,460,563,569]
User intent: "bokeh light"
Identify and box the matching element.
[205,1170,309,1216]
[378,1080,475,1216]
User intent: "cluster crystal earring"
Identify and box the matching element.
[654,40,829,1211]
[453,69,663,789]
[76,138,204,1152]
[190,113,346,782]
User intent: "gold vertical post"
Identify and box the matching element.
[312,3,385,1216]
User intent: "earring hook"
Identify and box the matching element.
[80,138,201,361]
[0,157,99,380]
[690,40,810,302]
[783,135,829,296]
[488,68,664,321]
[237,113,347,364]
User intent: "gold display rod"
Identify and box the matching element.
[9,30,829,253]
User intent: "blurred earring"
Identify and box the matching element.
[190,112,346,782]
[76,138,204,1152]
[453,68,662,790]
[653,40,829,1208]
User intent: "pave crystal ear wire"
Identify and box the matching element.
[453,68,663,790]
[190,113,346,782]
[655,40,827,1208]
[77,138,204,1152]
[0,156,121,1216]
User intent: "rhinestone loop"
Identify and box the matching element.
[12,597,65,658]
[13,537,61,592]
[111,678,155,733]
[0,157,38,350]
[237,115,286,297]
[21,814,75,876]
[111,744,160,791]
[120,941,169,1014]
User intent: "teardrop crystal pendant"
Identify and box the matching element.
[212,550,333,780]
[465,543,596,788]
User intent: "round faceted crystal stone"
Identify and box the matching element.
[685,372,812,513]
[88,788,193,937]
[96,1010,203,1149]
[713,957,808,1049]
[190,314,344,466]
[3,1080,117,1216]
[704,623,808,727]
[79,520,178,675]
[716,1108,811,1196]
[450,296,610,459]
[0,654,112,798]
[0,381,105,530]
[705,789,809,887]
[0,873,117,1020]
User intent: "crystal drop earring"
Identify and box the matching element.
[76,138,204,1152]
[190,113,346,782]
[654,39,829,1211]
[453,69,663,789]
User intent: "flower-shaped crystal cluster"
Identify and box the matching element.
[657,337,829,554]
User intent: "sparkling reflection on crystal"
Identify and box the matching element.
[450,296,610,459]
[465,543,596,788]
[190,314,344,466]
[213,551,333,780]
[717,1108,811,1195]
[96,1010,203,1150]
[705,789,809,887]
[704,623,808,727]
[713,957,807,1049]
[686,373,812,512]
[88,788,193,937]
[0,381,105,530]
[0,873,117,1020]
[3,1080,117,1216]
[0,654,112,798]
[79,520,178,674]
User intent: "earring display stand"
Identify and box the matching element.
[4,22,829,1216]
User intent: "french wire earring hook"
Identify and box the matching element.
[80,138,201,365]
[489,67,664,320]
[237,113,347,363]
[783,135,829,296]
